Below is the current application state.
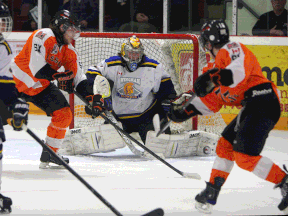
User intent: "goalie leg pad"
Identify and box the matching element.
[60,124,125,155]
[145,130,218,158]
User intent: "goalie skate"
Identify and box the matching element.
[39,148,69,169]
[0,194,12,214]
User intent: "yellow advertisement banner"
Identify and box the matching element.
[220,45,288,129]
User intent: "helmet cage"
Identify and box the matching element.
[121,35,144,72]
[0,2,12,41]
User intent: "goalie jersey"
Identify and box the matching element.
[86,56,175,119]
[0,40,13,84]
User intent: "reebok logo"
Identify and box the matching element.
[15,104,29,109]
[252,88,272,97]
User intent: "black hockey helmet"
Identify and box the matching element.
[199,19,229,50]
[51,10,81,43]
[0,2,12,41]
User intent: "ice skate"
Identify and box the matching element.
[275,165,288,214]
[0,193,12,214]
[39,147,69,169]
[195,177,224,214]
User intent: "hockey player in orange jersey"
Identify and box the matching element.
[167,20,288,214]
[11,10,104,169]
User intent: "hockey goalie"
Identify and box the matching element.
[60,77,218,158]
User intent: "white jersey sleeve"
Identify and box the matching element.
[0,41,13,80]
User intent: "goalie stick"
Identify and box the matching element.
[104,110,145,157]
[74,90,201,180]
[11,122,163,216]
[156,93,197,137]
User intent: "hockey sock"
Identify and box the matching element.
[46,107,72,150]
[234,152,286,184]
[209,156,234,185]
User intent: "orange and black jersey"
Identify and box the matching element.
[11,28,87,96]
[191,41,279,115]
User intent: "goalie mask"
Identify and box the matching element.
[0,2,13,42]
[121,35,144,72]
[51,10,81,44]
[199,19,229,52]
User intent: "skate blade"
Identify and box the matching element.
[39,162,65,169]
[195,200,213,214]
[282,206,288,215]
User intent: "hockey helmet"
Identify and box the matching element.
[51,10,81,40]
[121,35,144,72]
[199,19,229,51]
[0,2,12,41]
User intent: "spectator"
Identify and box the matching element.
[119,12,158,33]
[252,0,288,36]
[20,0,56,31]
[58,0,99,31]
[105,0,162,32]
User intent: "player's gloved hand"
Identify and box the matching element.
[10,98,30,131]
[168,102,200,123]
[194,68,233,97]
[52,70,75,94]
[85,94,105,117]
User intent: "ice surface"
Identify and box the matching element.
[2,115,288,215]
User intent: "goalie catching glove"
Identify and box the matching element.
[10,98,30,131]
[194,68,233,97]
[52,70,75,94]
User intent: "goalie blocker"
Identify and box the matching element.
[145,130,218,158]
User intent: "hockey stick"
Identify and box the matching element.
[156,93,197,137]
[12,122,163,216]
[103,110,145,157]
[74,91,201,180]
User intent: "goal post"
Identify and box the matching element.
[69,32,226,136]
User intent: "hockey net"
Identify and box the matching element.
[69,32,226,136]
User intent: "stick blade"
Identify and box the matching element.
[182,172,201,180]
[141,208,164,216]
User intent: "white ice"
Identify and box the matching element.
[2,115,288,215]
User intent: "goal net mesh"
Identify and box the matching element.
[71,33,226,136]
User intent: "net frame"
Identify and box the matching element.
[70,32,199,131]
[69,32,226,136]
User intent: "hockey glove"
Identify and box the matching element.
[85,94,105,118]
[194,68,233,97]
[11,98,30,131]
[52,70,75,94]
[168,103,200,123]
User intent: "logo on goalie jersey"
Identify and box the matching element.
[117,82,142,99]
